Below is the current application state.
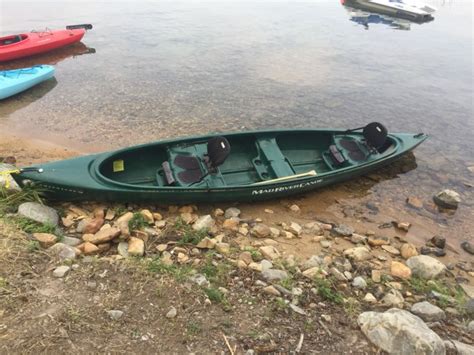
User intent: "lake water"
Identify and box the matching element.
[0,1,473,246]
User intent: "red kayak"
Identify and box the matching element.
[0,24,92,62]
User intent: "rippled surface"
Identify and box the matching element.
[1,1,473,239]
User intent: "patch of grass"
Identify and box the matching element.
[171,217,208,246]
[313,277,344,304]
[12,216,56,234]
[0,184,45,215]
[279,276,295,291]
[243,246,263,262]
[128,212,147,231]
[186,321,202,336]
[272,297,288,310]
[343,297,361,319]
[26,240,40,252]
[204,287,224,303]
[147,258,193,282]
[199,253,231,286]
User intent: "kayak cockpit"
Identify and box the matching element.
[97,123,398,190]
[0,34,27,46]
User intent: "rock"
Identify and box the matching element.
[83,218,104,234]
[302,255,326,270]
[83,227,121,244]
[263,285,281,296]
[320,240,332,248]
[444,340,474,355]
[161,251,173,266]
[61,216,74,228]
[381,289,404,308]
[344,246,372,261]
[406,255,446,279]
[396,222,411,231]
[128,237,144,256]
[189,274,210,287]
[400,243,418,259]
[107,310,124,320]
[192,215,215,231]
[214,208,224,217]
[215,242,230,254]
[333,224,354,237]
[62,236,81,247]
[465,299,474,317]
[105,209,115,220]
[352,276,367,289]
[32,233,57,248]
[368,235,390,247]
[391,261,412,280]
[53,265,70,278]
[251,224,271,238]
[196,237,216,249]
[140,209,154,224]
[461,241,474,255]
[358,309,445,355]
[117,242,129,257]
[166,306,177,319]
[363,293,377,303]
[239,251,253,265]
[18,202,59,226]
[259,246,280,260]
[406,196,423,209]
[430,236,446,249]
[261,269,288,282]
[97,243,111,253]
[372,270,382,283]
[410,301,445,322]
[178,205,194,214]
[48,243,77,261]
[289,204,300,213]
[351,234,367,244]
[222,218,239,230]
[116,212,133,236]
[302,267,322,279]
[382,245,400,255]
[468,320,474,332]
[260,259,273,271]
[330,267,347,281]
[459,284,474,299]
[287,222,302,236]
[289,304,306,315]
[305,222,323,234]
[248,262,263,272]
[82,242,100,255]
[224,207,241,219]
[433,189,461,209]
[420,246,446,257]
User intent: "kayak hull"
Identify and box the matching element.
[12,128,428,203]
[0,29,85,62]
[0,65,55,99]
[342,0,434,22]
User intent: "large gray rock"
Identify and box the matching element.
[224,207,241,219]
[410,301,446,322]
[358,308,445,355]
[261,269,288,282]
[444,340,474,355]
[406,255,446,279]
[48,243,76,261]
[192,215,215,231]
[433,189,461,209]
[18,202,59,226]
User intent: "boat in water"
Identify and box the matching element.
[0,65,55,100]
[341,0,436,22]
[0,24,92,62]
[11,122,427,203]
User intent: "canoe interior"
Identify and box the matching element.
[0,34,27,46]
[98,131,396,189]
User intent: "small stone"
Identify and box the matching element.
[460,284,474,299]
[333,224,354,237]
[406,255,446,279]
[420,246,446,257]
[320,240,332,248]
[351,234,367,244]
[107,310,124,320]
[352,276,367,289]
[193,215,215,230]
[429,235,446,249]
[368,235,390,247]
[289,204,300,213]
[289,304,306,315]
[196,237,216,249]
[105,209,115,220]
[118,242,129,257]
[264,209,274,214]
[224,207,241,219]
[189,274,210,287]
[18,202,59,226]
[461,241,474,255]
[140,209,154,224]
[468,320,474,332]
[406,196,423,209]
[61,217,74,228]
[289,222,302,235]
[62,236,81,247]
[48,243,77,261]
[215,242,230,254]
[372,270,382,283]
[259,246,280,260]
[53,265,70,278]
[166,306,177,319]
[263,285,281,296]
[251,224,271,238]
[381,289,404,308]
[433,189,461,209]
[161,251,173,266]
[344,246,372,261]
[410,301,446,322]
[222,218,239,230]
[156,244,168,252]
[363,293,377,303]
[302,267,322,279]
[396,222,411,231]
[82,242,100,255]
[382,245,400,255]
[391,261,412,280]
[214,208,224,217]
[330,267,347,281]
[321,314,332,322]
[261,269,288,281]
[83,227,121,245]
[83,218,104,234]
[400,243,418,259]
[32,233,57,248]
[248,262,263,272]
[128,237,145,256]
[239,251,253,265]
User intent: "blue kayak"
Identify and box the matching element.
[0,65,55,100]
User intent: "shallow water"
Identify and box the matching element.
[0,1,473,245]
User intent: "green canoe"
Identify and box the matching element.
[12,123,427,203]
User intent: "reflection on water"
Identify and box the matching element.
[0,1,472,235]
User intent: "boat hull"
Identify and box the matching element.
[0,65,55,99]
[12,129,427,203]
[0,29,85,62]
[342,0,434,22]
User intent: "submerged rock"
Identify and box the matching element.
[18,202,59,226]
[461,241,474,255]
[358,308,445,355]
[433,189,461,209]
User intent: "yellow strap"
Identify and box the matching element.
[0,169,20,189]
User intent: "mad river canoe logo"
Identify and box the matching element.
[252,179,323,195]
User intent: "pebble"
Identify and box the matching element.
[352,276,367,289]
[406,196,423,209]
[196,237,216,249]
[62,236,81,247]
[333,224,354,237]
[263,285,281,296]
[166,306,177,319]
[53,265,70,278]
[48,243,77,261]
[391,261,412,280]
[461,241,474,255]
[32,233,57,248]
[429,235,446,249]
[344,246,372,261]
[107,310,124,320]
[193,215,215,230]
[382,245,400,255]
[289,204,300,213]
[289,303,306,315]
[350,234,367,244]
[261,269,288,282]
[433,189,461,209]
[381,289,404,308]
[127,237,145,256]
[320,240,332,248]
[363,293,377,303]
[224,207,241,219]
[259,246,280,260]
[400,243,418,259]
[251,224,271,238]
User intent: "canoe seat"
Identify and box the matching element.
[339,139,368,161]
[254,138,295,180]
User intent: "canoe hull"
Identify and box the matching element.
[12,129,427,203]
[0,29,85,62]
[0,65,55,99]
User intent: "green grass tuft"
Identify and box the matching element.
[128,212,147,231]
[12,216,56,234]
[173,217,208,246]
[313,277,344,304]
[0,184,45,215]
[147,258,193,282]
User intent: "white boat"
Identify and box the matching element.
[342,0,436,22]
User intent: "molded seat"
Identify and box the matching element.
[254,138,294,179]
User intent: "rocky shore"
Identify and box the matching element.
[0,194,473,353]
